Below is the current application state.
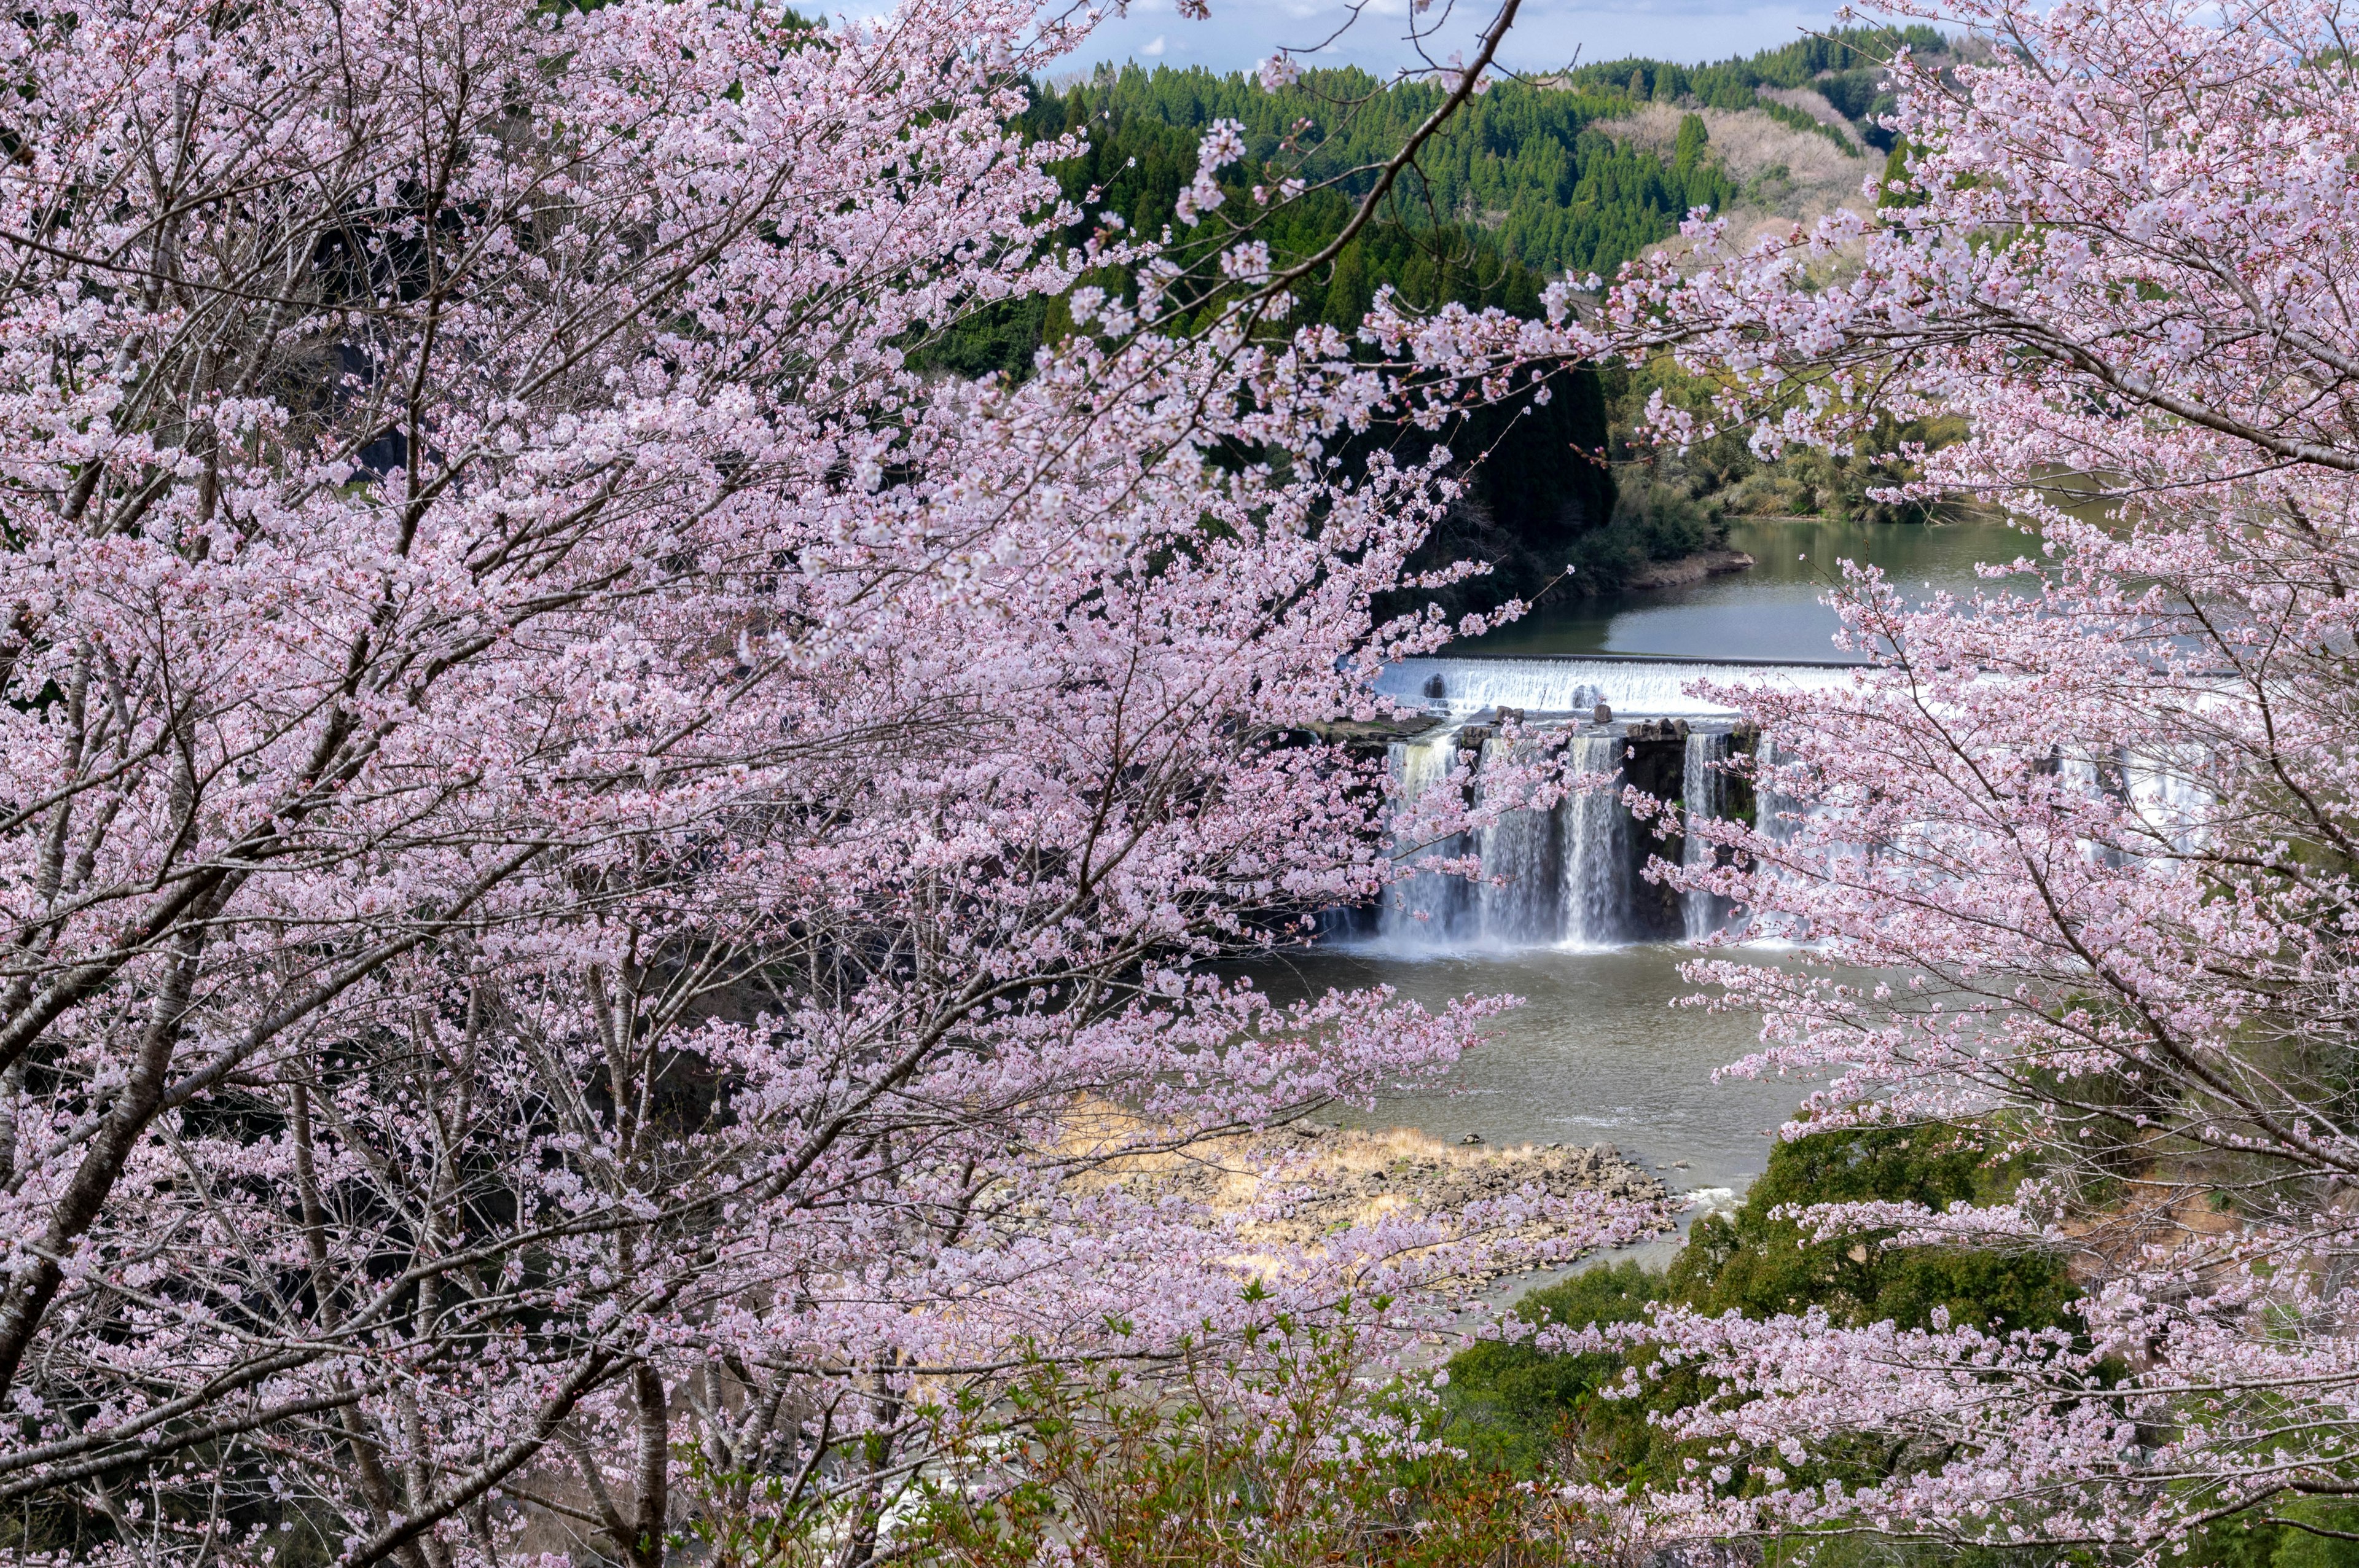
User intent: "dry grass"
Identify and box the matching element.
[1604,102,1877,257]
[1758,86,1855,140]
[1063,1113,1669,1282]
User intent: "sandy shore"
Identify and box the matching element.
[1083,1121,1673,1286]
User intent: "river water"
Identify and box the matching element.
[1468,513,2039,661]
[1252,516,2032,1219]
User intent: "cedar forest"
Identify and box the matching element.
[921,28,1961,618]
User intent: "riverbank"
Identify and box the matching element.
[1090,1121,1675,1291]
[1622,547,1756,591]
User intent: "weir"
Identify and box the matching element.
[1372,652,1867,720]
[1367,656,1804,951]
[1356,653,2215,953]
[1380,720,1729,951]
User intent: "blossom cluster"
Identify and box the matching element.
[0,0,1647,1561]
[1527,0,2359,1555]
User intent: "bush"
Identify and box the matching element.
[1444,1127,2078,1492]
[1600,356,1970,525]
[1669,1125,2078,1334]
[1444,1261,1670,1476]
[1559,482,1728,592]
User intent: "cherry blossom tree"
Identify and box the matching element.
[0,0,1648,1562]
[1509,0,2359,1557]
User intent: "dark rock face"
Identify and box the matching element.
[1616,730,1691,940]
[1361,365,1618,628]
[1726,720,1761,829]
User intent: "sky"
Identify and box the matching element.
[1053,0,1847,80]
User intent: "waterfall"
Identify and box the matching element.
[1753,735,1802,848]
[1346,649,2220,954]
[1681,728,1728,941]
[1560,733,1632,947]
[1734,735,1815,944]
[2052,749,2130,869]
[1380,730,1476,945]
[1476,736,1563,945]
[1380,728,1578,948]
[1370,724,1741,951]
[2039,744,2208,863]
[2126,746,2212,857]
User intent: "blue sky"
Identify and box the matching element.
[1055,0,1846,79]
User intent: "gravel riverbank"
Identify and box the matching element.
[1094,1122,1675,1288]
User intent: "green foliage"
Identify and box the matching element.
[1603,355,1970,524]
[1565,480,1727,588]
[920,28,1955,383]
[1443,1260,1670,1479]
[2186,1505,2359,1568]
[1668,1127,2076,1332]
[1817,68,1892,122]
[908,1323,1589,1566]
[1017,66,1737,285]
[1365,362,1622,623]
[1756,95,1858,155]
[1570,24,1944,155]
[1876,134,1949,215]
[1673,112,1710,174]
[906,294,1057,384]
[1442,1126,2077,1492]
[1443,1127,2359,1564]
[910,70,1576,378]
[674,1448,836,1568]
[1568,24,1944,122]
[915,36,1965,591]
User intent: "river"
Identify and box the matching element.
[1468,513,2039,662]
[1251,515,2032,1226]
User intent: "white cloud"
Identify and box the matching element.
[1140,33,1167,55]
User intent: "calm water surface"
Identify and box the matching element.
[1275,518,2041,1212]
[1467,515,2039,661]
[1246,945,1803,1215]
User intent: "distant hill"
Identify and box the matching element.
[1020,66,1732,291]
[1563,24,1949,152]
[1027,23,1946,279]
[914,22,1948,383]
[912,25,1960,612]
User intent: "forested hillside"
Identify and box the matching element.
[1038,23,1941,274]
[930,24,1947,373]
[1022,68,1733,289]
[917,23,1955,612]
[1568,26,1944,150]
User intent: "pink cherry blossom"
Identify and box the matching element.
[1515,0,2359,1556]
[0,0,1643,1560]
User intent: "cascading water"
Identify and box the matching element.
[2126,746,2213,856]
[1476,736,1563,945]
[1385,730,1475,943]
[1375,655,1863,719]
[1375,725,1716,951]
[1560,733,1633,947]
[1751,735,1799,848]
[1681,728,1729,941]
[1360,657,1856,952]
[1358,655,2217,948]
